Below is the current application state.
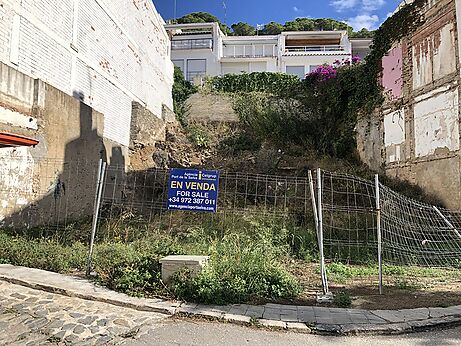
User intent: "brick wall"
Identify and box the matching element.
[0,0,173,147]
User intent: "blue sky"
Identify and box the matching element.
[153,0,402,31]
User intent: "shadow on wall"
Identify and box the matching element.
[2,91,126,230]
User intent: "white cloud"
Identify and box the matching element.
[330,0,386,12]
[346,14,380,30]
[293,6,301,12]
[362,0,386,11]
[330,0,359,12]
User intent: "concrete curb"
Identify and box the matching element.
[1,264,461,336]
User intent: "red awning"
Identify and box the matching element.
[0,132,39,148]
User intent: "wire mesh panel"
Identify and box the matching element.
[97,167,315,242]
[380,184,461,268]
[320,170,378,264]
[320,169,461,269]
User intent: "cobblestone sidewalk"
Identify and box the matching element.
[0,280,167,345]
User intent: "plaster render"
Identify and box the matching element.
[382,47,403,99]
[414,88,459,157]
[384,109,405,163]
[413,21,457,89]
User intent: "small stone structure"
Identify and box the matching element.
[159,255,209,284]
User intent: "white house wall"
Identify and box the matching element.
[0,0,173,147]
[281,55,351,77]
[171,50,221,78]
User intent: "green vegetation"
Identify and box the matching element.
[231,22,256,36]
[0,213,311,304]
[326,262,460,284]
[187,125,210,148]
[207,72,302,97]
[173,12,232,35]
[172,12,374,37]
[334,291,352,308]
[170,233,300,304]
[172,66,197,125]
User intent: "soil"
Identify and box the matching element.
[282,261,461,310]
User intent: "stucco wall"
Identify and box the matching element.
[0,0,173,147]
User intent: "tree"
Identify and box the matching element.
[349,28,375,39]
[231,22,256,36]
[284,18,315,31]
[313,18,349,31]
[174,12,370,38]
[175,12,231,35]
[261,22,284,35]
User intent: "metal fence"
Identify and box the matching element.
[3,156,461,295]
[96,164,315,240]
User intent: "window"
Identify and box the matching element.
[172,60,184,72]
[187,59,206,81]
[286,66,305,79]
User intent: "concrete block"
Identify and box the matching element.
[159,255,209,284]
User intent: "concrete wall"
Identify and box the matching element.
[357,0,461,209]
[0,62,126,226]
[0,0,173,147]
[185,93,238,123]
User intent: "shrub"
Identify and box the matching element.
[171,233,300,304]
[334,290,352,307]
[172,66,197,125]
[92,236,183,296]
[0,233,87,273]
[207,72,303,97]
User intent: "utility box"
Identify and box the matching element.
[159,255,209,284]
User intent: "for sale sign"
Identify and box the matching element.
[167,168,219,212]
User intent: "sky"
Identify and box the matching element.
[153,0,403,31]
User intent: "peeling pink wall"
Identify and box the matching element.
[382,47,403,99]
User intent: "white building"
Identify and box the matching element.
[165,22,367,81]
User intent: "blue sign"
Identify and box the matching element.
[167,168,219,212]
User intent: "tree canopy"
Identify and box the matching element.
[174,12,232,35]
[231,22,256,36]
[172,13,374,38]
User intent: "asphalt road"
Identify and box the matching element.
[124,318,461,346]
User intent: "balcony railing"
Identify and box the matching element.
[222,44,277,58]
[172,39,213,50]
[284,45,346,53]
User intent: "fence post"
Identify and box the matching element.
[375,174,383,295]
[317,168,329,294]
[86,159,107,277]
[308,170,319,241]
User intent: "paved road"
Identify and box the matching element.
[125,319,461,346]
[1,279,460,345]
[0,280,167,345]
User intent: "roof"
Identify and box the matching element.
[0,132,39,148]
